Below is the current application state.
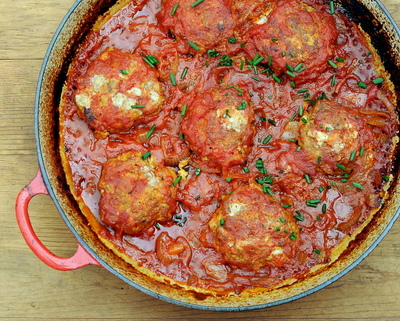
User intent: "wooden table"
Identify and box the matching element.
[1,1,400,319]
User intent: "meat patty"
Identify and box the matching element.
[158,0,237,52]
[74,47,164,137]
[209,185,300,270]
[98,151,178,236]
[181,87,255,168]
[298,100,373,175]
[249,0,338,83]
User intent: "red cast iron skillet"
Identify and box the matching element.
[15,0,400,311]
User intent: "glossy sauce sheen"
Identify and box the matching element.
[61,0,398,293]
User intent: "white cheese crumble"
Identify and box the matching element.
[75,94,91,109]
[216,108,248,133]
[91,75,108,92]
[228,203,246,217]
[112,92,140,111]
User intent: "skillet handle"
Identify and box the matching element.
[15,168,101,270]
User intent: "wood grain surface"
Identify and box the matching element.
[1,1,400,320]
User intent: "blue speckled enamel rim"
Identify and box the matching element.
[34,0,400,311]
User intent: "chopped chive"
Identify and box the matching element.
[282,204,292,208]
[306,199,321,208]
[195,167,201,176]
[191,0,205,7]
[301,117,308,124]
[290,113,297,122]
[268,119,276,126]
[188,41,199,50]
[372,77,384,84]
[336,163,346,170]
[314,248,321,254]
[237,100,247,110]
[331,74,337,86]
[359,146,365,156]
[290,80,296,89]
[120,69,129,75]
[318,186,324,193]
[226,177,232,182]
[281,51,286,56]
[329,0,335,14]
[289,232,297,240]
[349,150,357,161]
[383,175,390,182]
[143,57,155,68]
[298,88,309,93]
[227,85,244,93]
[240,42,246,48]
[297,106,303,117]
[304,98,316,105]
[208,49,220,57]
[263,135,272,144]
[357,81,367,89]
[271,37,278,42]
[353,182,363,189]
[280,217,287,223]
[286,63,294,72]
[172,175,182,186]
[336,57,345,62]
[268,55,273,66]
[294,211,304,221]
[239,59,245,70]
[179,133,185,140]
[220,218,225,226]
[243,166,249,173]
[328,60,338,69]
[141,151,152,160]
[263,185,274,195]
[253,56,265,66]
[317,215,322,221]
[218,55,233,66]
[272,74,281,83]
[286,70,296,78]
[131,105,146,108]
[171,3,178,15]
[317,156,322,164]
[181,104,187,117]
[296,146,302,152]
[145,125,156,139]
[228,37,237,43]
[275,227,281,232]
[195,195,201,200]
[251,76,261,81]
[304,174,312,184]
[322,203,327,213]
[294,63,303,72]
[178,217,187,226]
[170,72,177,85]
[143,55,159,68]
[147,55,159,64]
[181,67,189,79]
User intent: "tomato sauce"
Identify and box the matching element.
[60,0,398,293]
